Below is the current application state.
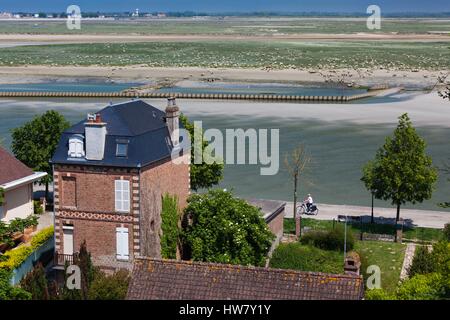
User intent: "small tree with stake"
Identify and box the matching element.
[362,114,437,227]
[284,144,311,239]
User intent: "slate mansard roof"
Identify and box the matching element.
[51,100,185,168]
[126,258,365,300]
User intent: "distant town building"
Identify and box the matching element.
[0,12,13,19]
[51,99,190,271]
[131,8,139,17]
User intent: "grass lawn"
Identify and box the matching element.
[284,218,443,242]
[355,240,406,293]
[269,242,344,274]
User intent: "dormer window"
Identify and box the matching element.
[116,139,129,157]
[68,135,85,158]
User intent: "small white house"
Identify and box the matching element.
[0,146,47,222]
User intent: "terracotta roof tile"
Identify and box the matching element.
[126,258,364,300]
[0,146,33,185]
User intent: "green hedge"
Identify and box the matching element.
[301,226,354,252]
[0,226,54,271]
[270,243,343,274]
[160,194,179,259]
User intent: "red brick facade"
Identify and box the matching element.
[53,154,190,270]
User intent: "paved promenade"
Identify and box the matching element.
[283,202,450,229]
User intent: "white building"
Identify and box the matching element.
[0,146,46,222]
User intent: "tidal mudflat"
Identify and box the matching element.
[0,90,448,212]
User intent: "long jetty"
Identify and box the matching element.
[0,88,396,102]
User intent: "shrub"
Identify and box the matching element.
[269,243,343,274]
[87,269,130,300]
[161,194,179,259]
[33,201,44,215]
[408,246,434,277]
[0,226,54,270]
[396,273,445,300]
[443,224,450,242]
[0,268,31,300]
[365,288,396,300]
[301,226,354,251]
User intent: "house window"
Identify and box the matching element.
[116,143,128,157]
[116,227,129,260]
[68,135,85,158]
[115,180,130,212]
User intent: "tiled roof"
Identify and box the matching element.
[51,100,186,168]
[126,258,364,300]
[0,146,33,185]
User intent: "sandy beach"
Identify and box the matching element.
[0,65,447,89]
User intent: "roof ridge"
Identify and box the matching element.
[135,256,362,280]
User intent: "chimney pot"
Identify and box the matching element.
[165,98,180,147]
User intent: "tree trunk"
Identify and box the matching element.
[396,203,401,223]
[371,193,374,224]
[293,174,301,239]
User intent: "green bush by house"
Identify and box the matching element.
[182,189,274,267]
[160,194,179,259]
[0,226,54,271]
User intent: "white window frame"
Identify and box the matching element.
[68,136,85,158]
[115,180,130,213]
[116,227,129,261]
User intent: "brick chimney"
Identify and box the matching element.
[165,97,180,147]
[85,113,107,160]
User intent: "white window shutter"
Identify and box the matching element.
[116,227,129,260]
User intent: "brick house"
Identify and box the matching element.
[51,99,190,270]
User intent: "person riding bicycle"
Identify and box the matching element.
[304,194,314,212]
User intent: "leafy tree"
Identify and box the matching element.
[19,262,49,300]
[180,114,223,191]
[361,113,438,222]
[11,110,70,200]
[161,194,179,259]
[182,189,274,267]
[361,161,377,223]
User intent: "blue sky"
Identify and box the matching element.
[1,0,450,13]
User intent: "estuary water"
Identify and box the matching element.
[0,84,449,213]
